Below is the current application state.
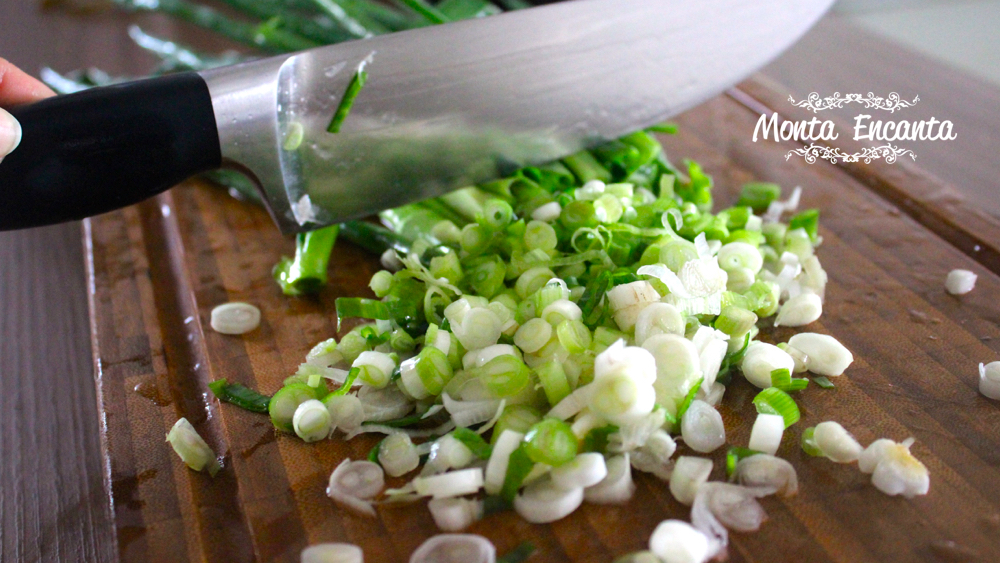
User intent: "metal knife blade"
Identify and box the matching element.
[201,0,835,233]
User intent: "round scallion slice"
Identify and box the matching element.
[523,418,578,467]
[210,302,261,335]
[477,355,531,398]
[269,383,327,433]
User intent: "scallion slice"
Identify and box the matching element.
[752,387,800,428]
[675,377,705,420]
[208,378,271,413]
[725,446,761,478]
[769,368,809,393]
[335,297,390,331]
[523,418,578,467]
[499,445,535,503]
[812,376,836,389]
[450,427,493,460]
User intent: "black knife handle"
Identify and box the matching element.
[0,72,221,231]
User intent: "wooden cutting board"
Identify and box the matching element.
[85,77,1000,563]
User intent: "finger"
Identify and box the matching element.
[0,58,55,107]
[0,107,22,159]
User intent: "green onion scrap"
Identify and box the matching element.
[327,60,370,134]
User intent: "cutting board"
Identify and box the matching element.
[85,77,1000,563]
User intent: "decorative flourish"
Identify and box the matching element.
[785,144,917,165]
[788,92,920,113]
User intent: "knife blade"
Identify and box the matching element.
[0,0,834,232]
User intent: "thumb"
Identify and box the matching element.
[0,107,22,159]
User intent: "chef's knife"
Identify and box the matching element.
[0,0,834,233]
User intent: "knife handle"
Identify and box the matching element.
[0,72,221,231]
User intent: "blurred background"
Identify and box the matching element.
[2,0,998,89]
[834,0,1000,86]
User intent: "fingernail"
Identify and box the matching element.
[0,108,23,158]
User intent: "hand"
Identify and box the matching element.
[0,58,56,160]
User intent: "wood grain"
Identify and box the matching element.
[0,222,117,563]
[84,82,1000,562]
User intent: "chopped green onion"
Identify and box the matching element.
[725,446,761,478]
[429,251,464,284]
[801,427,823,457]
[499,445,534,502]
[524,220,558,252]
[331,367,361,396]
[556,319,591,354]
[562,150,612,184]
[481,199,515,230]
[208,378,271,413]
[166,417,220,476]
[789,208,820,243]
[737,182,781,212]
[368,437,386,464]
[451,427,493,459]
[581,425,618,454]
[744,280,781,318]
[770,368,809,392]
[282,121,304,151]
[401,346,454,398]
[497,542,536,563]
[714,306,758,338]
[675,377,704,421]
[369,270,394,297]
[812,376,836,389]
[362,411,426,428]
[293,399,332,442]
[273,225,339,295]
[327,66,368,133]
[491,406,541,445]
[523,418,578,467]
[513,318,552,354]
[536,359,571,406]
[752,387,800,428]
[476,355,531,398]
[466,255,506,298]
[646,122,678,135]
[334,298,390,331]
[379,432,420,477]
[269,382,327,432]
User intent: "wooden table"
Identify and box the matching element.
[2,7,999,563]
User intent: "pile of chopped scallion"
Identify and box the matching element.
[48,0,930,560]
[201,130,931,562]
